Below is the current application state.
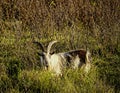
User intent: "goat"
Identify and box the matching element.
[33,41,55,69]
[34,41,63,75]
[34,41,91,76]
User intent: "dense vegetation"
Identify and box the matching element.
[0,0,120,93]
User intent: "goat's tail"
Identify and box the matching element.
[47,41,57,55]
[86,50,91,63]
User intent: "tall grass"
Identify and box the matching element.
[0,66,115,93]
[0,0,120,93]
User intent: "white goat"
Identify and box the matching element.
[34,41,91,76]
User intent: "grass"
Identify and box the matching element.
[0,66,115,93]
[0,28,119,93]
[0,0,120,92]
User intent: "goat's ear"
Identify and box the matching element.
[37,52,44,56]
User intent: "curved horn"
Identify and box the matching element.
[33,41,45,52]
[47,41,57,55]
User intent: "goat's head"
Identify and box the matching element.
[33,41,57,69]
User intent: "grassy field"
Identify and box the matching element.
[0,0,120,93]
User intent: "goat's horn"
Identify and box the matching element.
[33,41,45,52]
[47,41,57,55]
